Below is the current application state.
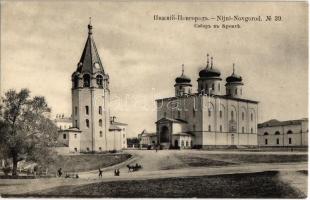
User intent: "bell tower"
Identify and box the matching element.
[71,20,110,152]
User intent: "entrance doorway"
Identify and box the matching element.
[174,140,179,148]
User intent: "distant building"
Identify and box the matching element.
[155,56,258,149]
[54,114,72,130]
[258,118,308,147]
[138,129,157,148]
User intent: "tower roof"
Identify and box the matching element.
[226,63,243,84]
[75,19,105,74]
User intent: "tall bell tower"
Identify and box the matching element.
[71,20,110,152]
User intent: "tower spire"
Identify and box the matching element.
[181,64,184,75]
[211,57,213,69]
[232,63,235,75]
[88,17,93,35]
[206,54,209,68]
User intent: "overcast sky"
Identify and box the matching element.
[1,1,308,137]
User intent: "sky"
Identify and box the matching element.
[1,1,308,138]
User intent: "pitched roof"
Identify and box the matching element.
[109,125,122,131]
[75,23,105,74]
[111,121,128,126]
[155,117,188,124]
[258,118,308,128]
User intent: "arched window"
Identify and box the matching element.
[99,106,102,115]
[220,125,222,132]
[96,75,103,87]
[275,131,280,135]
[208,109,211,117]
[208,125,211,131]
[264,132,269,135]
[83,74,90,87]
[73,76,79,88]
[251,113,253,121]
[287,130,293,134]
[231,111,234,120]
[85,106,89,115]
[99,119,103,127]
[265,139,268,145]
[186,141,188,147]
[99,131,103,137]
[242,112,244,120]
[219,110,222,118]
[240,88,242,95]
[86,119,89,128]
[276,138,279,145]
[251,128,253,133]
[212,84,214,90]
[235,88,237,95]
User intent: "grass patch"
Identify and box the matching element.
[48,153,131,173]
[14,171,305,198]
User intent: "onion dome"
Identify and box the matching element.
[226,63,243,83]
[175,64,192,85]
[199,55,221,78]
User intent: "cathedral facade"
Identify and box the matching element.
[57,22,127,153]
[156,56,258,149]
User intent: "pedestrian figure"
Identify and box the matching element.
[114,169,120,176]
[58,168,62,177]
[99,168,103,178]
[117,169,120,176]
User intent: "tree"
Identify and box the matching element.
[0,89,58,176]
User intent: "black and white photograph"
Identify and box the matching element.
[0,0,308,198]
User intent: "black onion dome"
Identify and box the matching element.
[226,64,243,83]
[175,74,191,83]
[199,56,221,78]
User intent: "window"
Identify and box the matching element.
[242,127,244,133]
[99,106,102,115]
[96,75,103,87]
[74,134,77,139]
[220,125,222,132]
[251,128,253,133]
[235,88,237,95]
[240,88,242,95]
[186,141,188,147]
[74,148,77,152]
[251,113,253,121]
[63,134,66,139]
[289,138,292,144]
[193,108,196,118]
[208,109,211,117]
[219,110,222,118]
[83,74,90,87]
[123,134,125,138]
[75,120,78,127]
[73,76,79,88]
[208,125,211,132]
[287,130,293,134]
[86,119,89,128]
[264,132,269,135]
[99,119,103,127]
[275,131,280,135]
[212,84,214,90]
[85,106,89,115]
[242,112,244,120]
[265,139,268,145]
[218,83,220,91]
[276,138,279,145]
[75,107,78,115]
[100,131,103,137]
[231,111,234,120]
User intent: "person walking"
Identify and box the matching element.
[57,168,62,177]
[98,168,103,178]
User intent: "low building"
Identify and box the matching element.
[258,118,308,147]
[54,114,72,130]
[138,130,157,148]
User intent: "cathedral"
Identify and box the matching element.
[156,55,259,149]
[57,22,127,153]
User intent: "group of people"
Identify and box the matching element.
[57,168,79,178]
[98,168,120,178]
